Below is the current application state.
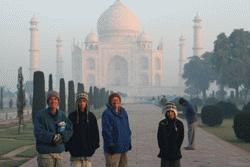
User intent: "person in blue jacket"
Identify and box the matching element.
[34,91,73,167]
[179,98,197,150]
[102,92,132,167]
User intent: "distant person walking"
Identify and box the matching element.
[157,102,184,167]
[102,93,132,167]
[179,98,197,150]
[34,91,73,167]
[66,92,100,167]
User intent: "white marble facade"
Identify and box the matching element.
[72,0,165,96]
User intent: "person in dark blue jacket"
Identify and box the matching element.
[179,98,197,150]
[34,91,73,167]
[102,92,132,167]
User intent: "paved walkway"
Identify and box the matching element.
[21,104,250,167]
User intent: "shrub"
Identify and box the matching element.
[190,98,203,107]
[216,101,240,118]
[233,112,250,142]
[242,102,250,112]
[201,105,223,126]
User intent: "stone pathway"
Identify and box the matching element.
[21,104,250,167]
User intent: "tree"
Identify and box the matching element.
[32,71,46,124]
[68,80,75,113]
[88,86,94,108]
[59,78,66,112]
[9,98,13,108]
[17,67,26,134]
[212,29,250,99]
[100,88,106,108]
[77,83,84,94]
[183,53,215,100]
[48,74,53,91]
[0,87,3,109]
[93,86,99,109]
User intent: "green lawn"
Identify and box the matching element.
[199,119,250,153]
[0,121,34,155]
[16,146,37,158]
[0,159,27,167]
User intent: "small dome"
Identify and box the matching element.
[85,32,99,43]
[97,0,140,36]
[138,32,151,42]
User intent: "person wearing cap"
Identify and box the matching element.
[157,103,184,167]
[34,91,73,167]
[66,92,99,167]
[179,98,197,150]
[102,92,132,167]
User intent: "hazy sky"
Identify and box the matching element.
[0,0,250,89]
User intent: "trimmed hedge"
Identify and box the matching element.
[201,105,223,126]
[242,102,250,112]
[216,101,240,118]
[233,112,250,142]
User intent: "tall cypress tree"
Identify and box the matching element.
[32,71,46,123]
[77,83,84,93]
[68,80,75,113]
[17,67,26,134]
[93,86,99,109]
[48,74,53,91]
[59,78,66,112]
[0,87,3,109]
[88,86,94,107]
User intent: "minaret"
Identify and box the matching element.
[179,34,186,77]
[178,34,186,95]
[193,14,203,57]
[29,16,40,80]
[56,36,64,87]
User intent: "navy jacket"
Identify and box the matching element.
[102,104,132,153]
[34,107,73,154]
[183,101,197,124]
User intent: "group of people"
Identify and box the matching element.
[34,90,197,167]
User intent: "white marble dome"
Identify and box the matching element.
[97,0,140,36]
[85,32,99,43]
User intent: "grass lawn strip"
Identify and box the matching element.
[199,119,250,153]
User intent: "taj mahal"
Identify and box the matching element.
[72,0,165,97]
[28,0,203,97]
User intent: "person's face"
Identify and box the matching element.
[78,98,87,112]
[167,111,175,120]
[111,96,121,110]
[49,96,59,111]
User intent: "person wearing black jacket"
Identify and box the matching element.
[66,92,100,167]
[157,103,184,167]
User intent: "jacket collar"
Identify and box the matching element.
[106,104,125,118]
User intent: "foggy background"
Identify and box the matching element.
[0,0,250,90]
